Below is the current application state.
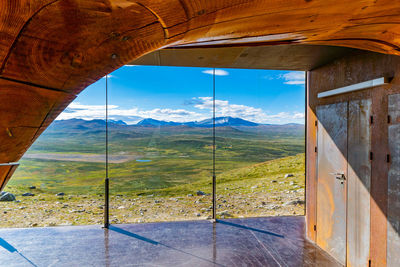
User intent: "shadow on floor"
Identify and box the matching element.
[0,216,341,266]
[109,225,224,266]
[0,237,38,267]
[216,219,284,238]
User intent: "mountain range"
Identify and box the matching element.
[36,116,304,146]
[48,117,304,131]
[136,116,260,127]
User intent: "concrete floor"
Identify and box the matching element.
[0,216,341,266]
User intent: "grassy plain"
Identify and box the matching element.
[1,120,305,227]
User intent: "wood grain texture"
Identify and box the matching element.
[1,1,400,93]
[0,78,71,163]
[0,164,19,192]
[129,45,357,70]
[0,0,55,64]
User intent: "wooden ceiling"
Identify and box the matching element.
[0,0,400,188]
[129,45,357,70]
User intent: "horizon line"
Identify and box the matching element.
[54,117,305,126]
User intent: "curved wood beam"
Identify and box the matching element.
[0,0,399,187]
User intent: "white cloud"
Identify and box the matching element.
[293,112,305,119]
[57,97,304,125]
[193,97,264,120]
[56,102,207,124]
[281,72,305,85]
[202,69,229,76]
[189,97,304,124]
[114,108,205,123]
[262,112,305,124]
[262,75,274,80]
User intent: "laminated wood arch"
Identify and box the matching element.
[0,0,400,188]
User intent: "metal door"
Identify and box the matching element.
[347,99,371,267]
[316,102,348,265]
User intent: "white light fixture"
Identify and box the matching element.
[317,77,391,98]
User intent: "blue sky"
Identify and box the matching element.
[58,66,305,124]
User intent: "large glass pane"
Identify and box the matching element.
[215,69,305,219]
[0,66,306,228]
[108,66,214,224]
[0,80,107,227]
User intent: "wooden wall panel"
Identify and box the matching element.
[0,78,70,163]
[175,0,400,55]
[1,1,165,92]
[0,164,19,192]
[0,0,54,64]
[0,1,400,94]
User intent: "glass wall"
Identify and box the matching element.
[108,66,213,223]
[0,66,305,228]
[215,69,305,219]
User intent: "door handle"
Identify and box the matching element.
[330,173,346,184]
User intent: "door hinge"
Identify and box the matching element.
[369,259,371,267]
[370,115,373,124]
[315,120,318,127]
[387,154,391,163]
[314,225,317,231]
[370,152,373,161]
[315,147,317,153]
[388,115,391,124]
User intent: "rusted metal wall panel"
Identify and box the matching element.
[347,99,371,267]
[369,88,389,267]
[316,102,348,266]
[309,51,400,266]
[306,71,317,242]
[387,93,400,267]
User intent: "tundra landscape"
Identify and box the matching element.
[1,117,305,227]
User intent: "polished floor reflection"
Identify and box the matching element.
[0,216,340,266]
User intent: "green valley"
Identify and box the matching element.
[1,118,305,227]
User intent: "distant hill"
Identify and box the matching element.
[109,119,127,125]
[137,118,181,126]
[135,116,259,127]
[49,119,105,131]
[48,119,125,133]
[185,116,259,127]
[46,118,304,139]
[52,116,304,128]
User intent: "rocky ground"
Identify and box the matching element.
[0,184,304,228]
[0,154,305,228]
